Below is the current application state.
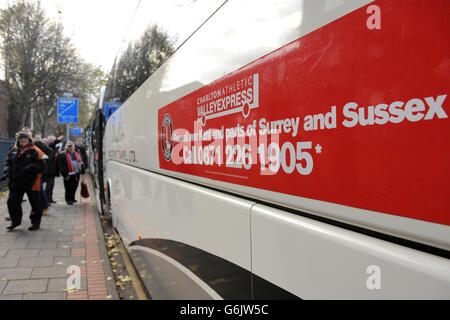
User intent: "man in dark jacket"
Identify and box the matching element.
[75,138,88,169]
[46,135,64,203]
[0,143,18,221]
[6,131,47,231]
[31,131,53,214]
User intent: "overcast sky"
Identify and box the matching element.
[0,0,304,87]
[0,0,136,77]
[0,0,223,75]
[41,0,140,73]
[0,0,140,73]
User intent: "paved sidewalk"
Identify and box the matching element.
[0,176,118,300]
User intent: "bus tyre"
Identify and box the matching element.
[104,187,112,217]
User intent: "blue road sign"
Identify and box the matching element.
[57,97,79,123]
[104,101,122,122]
[71,126,82,136]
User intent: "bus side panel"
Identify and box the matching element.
[251,204,450,299]
[104,0,450,250]
[107,160,254,299]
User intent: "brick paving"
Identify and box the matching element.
[0,176,118,300]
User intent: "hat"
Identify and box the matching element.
[16,131,32,147]
[17,131,32,140]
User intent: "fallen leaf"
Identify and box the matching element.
[63,287,78,293]
[106,295,112,299]
[189,265,199,272]
[118,275,133,282]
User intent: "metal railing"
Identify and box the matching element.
[0,137,15,190]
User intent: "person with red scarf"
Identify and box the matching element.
[56,141,85,205]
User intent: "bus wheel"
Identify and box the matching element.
[101,186,112,217]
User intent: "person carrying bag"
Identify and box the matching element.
[56,141,84,205]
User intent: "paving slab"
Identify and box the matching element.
[0,177,118,300]
[0,267,32,280]
[0,257,19,268]
[2,279,48,295]
[0,294,22,300]
[31,266,67,278]
[45,235,74,242]
[17,257,54,268]
[27,242,58,249]
[0,241,30,249]
[52,256,85,267]
[6,249,40,258]
[23,292,67,300]
[48,277,87,292]
[0,234,20,241]
[16,235,47,241]
[39,248,71,257]
[58,242,85,249]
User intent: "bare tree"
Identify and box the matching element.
[0,0,106,137]
[0,0,48,129]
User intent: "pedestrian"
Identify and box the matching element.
[5,131,47,231]
[75,138,88,167]
[31,130,54,215]
[46,135,64,203]
[56,141,85,205]
[53,135,66,153]
[0,137,19,221]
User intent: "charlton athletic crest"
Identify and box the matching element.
[161,114,173,161]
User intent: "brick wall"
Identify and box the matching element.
[0,80,9,138]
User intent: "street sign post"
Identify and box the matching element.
[57,98,79,124]
[57,97,79,142]
[71,126,82,137]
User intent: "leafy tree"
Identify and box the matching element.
[105,24,174,103]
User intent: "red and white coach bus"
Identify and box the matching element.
[93,0,450,299]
